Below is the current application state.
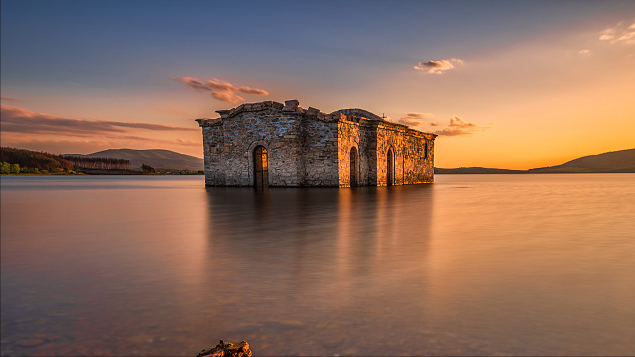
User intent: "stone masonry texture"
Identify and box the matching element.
[196,100,436,187]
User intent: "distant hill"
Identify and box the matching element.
[528,148,635,173]
[435,167,524,174]
[436,148,635,174]
[72,149,204,170]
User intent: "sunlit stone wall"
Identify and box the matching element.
[337,119,374,186]
[197,100,435,187]
[337,117,435,186]
[376,123,435,186]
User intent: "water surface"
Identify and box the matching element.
[2,174,634,356]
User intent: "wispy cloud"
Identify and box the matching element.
[433,115,487,136]
[172,76,269,104]
[176,138,200,147]
[3,137,201,156]
[1,97,22,102]
[579,49,591,55]
[1,105,196,135]
[164,106,193,117]
[599,21,635,45]
[414,58,464,74]
[397,112,433,126]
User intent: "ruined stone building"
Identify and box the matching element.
[196,100,436,187]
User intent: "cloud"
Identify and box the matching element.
[1,97,21,102]
[397,112,433,126]
[1,105,196,136]
[579,49,591,55]
[164,106,192,117]
[599,21,635,45]
[599,29,615,41]
[172,76,269,104]
[414,58,464,74]
[176,138,200,147]
[2,137,201,156]
[433,115,487,136]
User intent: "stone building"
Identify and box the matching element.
[196,100,436,187]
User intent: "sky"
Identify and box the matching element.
[1,0,634,169]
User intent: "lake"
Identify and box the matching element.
[1,174,634,356]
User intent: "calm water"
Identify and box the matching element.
[1,174,634,356]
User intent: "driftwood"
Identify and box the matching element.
[196,340,251,357]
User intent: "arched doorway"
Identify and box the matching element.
[387,149,394,186]
[350,147,358,187]
[253,146,268,188]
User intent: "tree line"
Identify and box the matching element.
[1,147,74,172]
[63,155,131,170]
[0,147,131,173]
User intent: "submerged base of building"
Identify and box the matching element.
[196,100,436,187]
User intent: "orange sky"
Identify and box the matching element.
[1,2,634,169]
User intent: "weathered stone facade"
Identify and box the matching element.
[196,100,436,187]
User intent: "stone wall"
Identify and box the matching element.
[197,100,436,187]
[197,101,340,187]
[201,120,225,185]
[376,123,405,186]
[375,123,435,186]
[337,118,434,187]
[402,132,435,184]
[338,119,376,186]
[301,117,339,186]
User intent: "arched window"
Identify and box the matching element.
[387,148,394,186]
[350,147,358,187]
[253,146,268,188]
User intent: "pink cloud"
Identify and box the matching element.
[2,137,202,157]
[172,76,269,104]
[176,138,200,147]
[414,58,464,74]
[599,21,635,45]
[1,105,196,135]
[164,106,192,117]
[1,97,22,102]
[1,104,202,155]
[397,112,434,127]
[433,115,487,136]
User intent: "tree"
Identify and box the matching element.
[141,164,156,174]
[9,163,20,174]
[1,162,10,174]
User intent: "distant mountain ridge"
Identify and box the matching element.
[436,148,635,174]
[435,167,525,174]
[70,149,203,170]
[528,148,635,173]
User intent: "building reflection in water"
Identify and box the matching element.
[200,185,434,355]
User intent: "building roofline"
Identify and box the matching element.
[196,99,437,138]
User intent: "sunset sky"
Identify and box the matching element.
[2,0,634,169]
